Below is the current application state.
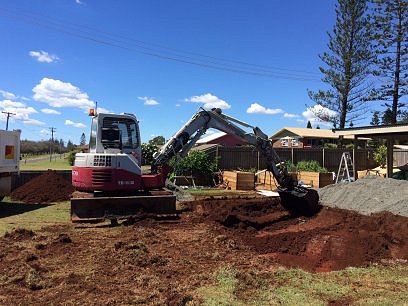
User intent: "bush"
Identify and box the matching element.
[373,145,387,167]
[284,160,297,172]
[296,160,327,173]
[170,150,218,177]
[67,151,78,166]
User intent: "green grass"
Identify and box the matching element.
[0,200,70,235]
[196,265,408,306]
[20,156,72,171]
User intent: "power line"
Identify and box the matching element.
[0,6,321,82]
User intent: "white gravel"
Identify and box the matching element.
[318,175,408,216]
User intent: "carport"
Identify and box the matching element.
[335,124,408,178]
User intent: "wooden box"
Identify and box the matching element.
[297,171,334,188]
[255,171,298,190]
[222,171,255,190]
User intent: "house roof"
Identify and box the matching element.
[334,123,408,140]
[196,132,227,144]
[270,127,355,140]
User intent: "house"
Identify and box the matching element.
[270,127,362,148]
[196,131,246,146]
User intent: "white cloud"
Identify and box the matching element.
[41,108,61,115]
[246,103,283,115]
[296,119,305,123]
[283,113,300,118]
[138,96,159,106]
[0,90,16,100]
[302,105,337,124]
[0,99,41,126]
[40,129,49,135]
[185,93,231,110]
[23,118,46,126]
[175,103,181,107]
[33,78,94,111]
[65,119,86,128]
[29,50,59,63]
[75,0,83,4]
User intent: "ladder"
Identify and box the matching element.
[336,152,355,183]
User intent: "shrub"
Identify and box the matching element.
[67,151,78,166]
[141,143,159,165]
[373,145,387,167]
[170,150,218,177]
[296,160,327,173]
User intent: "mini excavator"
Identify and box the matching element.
[71,108,320,222]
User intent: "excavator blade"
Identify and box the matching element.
[71,192,177,222]
[278,186,321,217]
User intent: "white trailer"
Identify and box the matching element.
[0,130,21,200]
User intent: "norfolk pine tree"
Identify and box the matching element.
[308,0,374,129]
[369,0,407,124]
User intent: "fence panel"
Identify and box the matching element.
[200,146,376,172]
[394,149,408,167]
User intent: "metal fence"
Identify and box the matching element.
[200,145,378,172]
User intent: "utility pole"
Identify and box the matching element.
[2,111,16,130]
[49,127,56,162]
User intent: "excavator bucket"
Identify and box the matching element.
[71,191,177,222]
[278,186,321,217]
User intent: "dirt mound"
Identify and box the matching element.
[10,170,74,204]
[318,175,408,216]
[191,197,408,272]
[3,228,35,241]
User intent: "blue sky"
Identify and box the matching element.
[0,0,339,144]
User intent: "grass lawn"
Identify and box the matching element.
[20,157,72,171]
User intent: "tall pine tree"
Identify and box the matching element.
[369,0,407,124]
[308,0,373,128]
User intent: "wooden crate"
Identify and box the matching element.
[297,171,334,188]
[222,171,254,190]
[255,171,298,190]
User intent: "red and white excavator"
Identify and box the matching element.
[71,108,320,222]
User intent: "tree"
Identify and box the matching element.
[67,140,75,151]
[308,0,374,128]
[306,120,312,128]
[370,111,381,125]
[80,133,86,146]
[369,0,407,124]
[141,143,159,165]
[149,136,165,146]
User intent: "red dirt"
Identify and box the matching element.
[10,170,74,204]
[0,193,406,304]
[189,196,408,272]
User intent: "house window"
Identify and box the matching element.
[281,139,289,147]
[291,138,299,146]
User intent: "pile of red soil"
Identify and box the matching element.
[191,196,408,272]
[10,170,74,204]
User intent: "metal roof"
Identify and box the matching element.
[334,124,408,140]
[270,127,355,140]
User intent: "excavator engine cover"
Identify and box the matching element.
[278,186,321,216]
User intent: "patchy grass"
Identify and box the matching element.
[196,265,408,306]
[186,188,255,197]
[0,200,70,235]
[20,157,71,171]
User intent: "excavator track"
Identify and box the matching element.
[71,190,177,222]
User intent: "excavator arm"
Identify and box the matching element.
[153,108,320,216]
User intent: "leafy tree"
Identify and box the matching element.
[149,136,165,146]
[67,140,75,151]
[308,0,373,128]
[369,0,407,124]
[141,142,159,165]
[306,120,312,128]
[382,108,394,124]
[316,124,321,129]
[80,133,86,146]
